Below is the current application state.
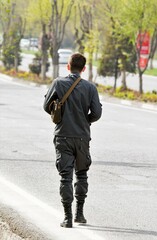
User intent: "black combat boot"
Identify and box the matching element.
[60,204,73,228]
[74,202,87,223]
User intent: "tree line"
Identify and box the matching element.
[0,0,157,94]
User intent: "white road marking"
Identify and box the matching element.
[120,175,147,181]
[0,175,106,240]
[142,103,157,110]
[147,127,157,131]
[103,101,157,114]
[0,75,34,89]
[127,123,135,127]
[121,100,132,106]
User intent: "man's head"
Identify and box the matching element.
[67,53,86,73]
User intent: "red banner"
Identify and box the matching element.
[139,57,148,69]
[137,32,150,55]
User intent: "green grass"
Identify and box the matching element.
[154,52,157,60]
[145,68,157,76]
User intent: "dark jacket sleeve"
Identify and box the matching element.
[43,80,58,114]
[88,85,102,123]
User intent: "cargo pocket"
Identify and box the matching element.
[86,153,92,169]
[55,149,62,172]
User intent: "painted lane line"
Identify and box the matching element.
[142,103,157,111]
[0,175,61,218]
[121,100,132,106]
[103,101,157,114]
[1,73,48,90]
[0,76,34,89]
[0,175,106,240]
[147,127,157,131]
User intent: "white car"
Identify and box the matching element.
[58,49,73,64]
[20,38,30,49]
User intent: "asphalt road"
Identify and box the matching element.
[0,76,157,240]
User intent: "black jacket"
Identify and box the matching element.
[43,73,102,140]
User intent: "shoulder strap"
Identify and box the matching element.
[60,76,81,105]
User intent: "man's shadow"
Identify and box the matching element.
[75,224,157,237]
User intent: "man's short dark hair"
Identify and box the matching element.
[69,53,86,72]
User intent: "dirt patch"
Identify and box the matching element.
[0,204,51,240]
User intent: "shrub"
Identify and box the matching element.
[2,44,21,70]
[141,92,157,102]
[113,91,126,98]
[29,63,41,76]
[127,92,136,100]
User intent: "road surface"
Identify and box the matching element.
[0,75,157,239]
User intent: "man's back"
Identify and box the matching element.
[44,74,102,139]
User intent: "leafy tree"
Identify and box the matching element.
[0,0,25,71]
[26,0,51,80]
[98,0,136,90]
[118,0,157,93]
[98,32,120,90]
[118,38,136,90]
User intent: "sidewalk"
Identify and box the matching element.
[0,176,105,240]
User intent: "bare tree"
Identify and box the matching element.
[49,0,74,80]
[74,2,96,81]
[38,24,50,80]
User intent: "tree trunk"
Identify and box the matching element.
[88,52,93,81]
[14,54,18,72]
[139,71,143,94]
[40,24,49,81]
[121,70,127,90]
[88,61,93,82]
[114,57,118,90]
[78,45,85,54]
[149,58,153,69]
[41,51,48,80]
[52,64,59,80]
[14,40,20,72]
[114,77,117,90]
[52,50,59,80]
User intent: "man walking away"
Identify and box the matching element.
[43,53,102,228]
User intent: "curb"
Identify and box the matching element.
[99,95,157,112]
[120,99,157,112]
[0,73,48,89]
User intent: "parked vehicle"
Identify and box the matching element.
[20,38,38,49]
[20,38,30,49]
[58,49,73,64]
[29,38,38,48]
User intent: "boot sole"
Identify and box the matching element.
[60,223,73,228]
[74,219,87,224]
